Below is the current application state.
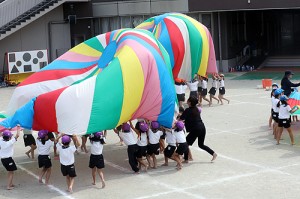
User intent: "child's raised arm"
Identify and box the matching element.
[129,120,140,136]
[15,124,21,139]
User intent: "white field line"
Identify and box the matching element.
[17,164,75,199]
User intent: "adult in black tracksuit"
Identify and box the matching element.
[180,96,217,162]
[281,71,300,97]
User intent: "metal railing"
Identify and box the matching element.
[0,0,44,27]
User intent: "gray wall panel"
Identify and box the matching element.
[118,1,150,15]
[92,0,188,17]
[93,2,118,17]
[151,0,188,14]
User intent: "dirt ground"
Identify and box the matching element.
[1,75,300,199]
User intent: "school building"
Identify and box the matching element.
[1,0,300,78]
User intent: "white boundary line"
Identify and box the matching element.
[105,159,206,199]
[17,164,75,199]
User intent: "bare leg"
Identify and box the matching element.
[68,177,75,193]
[198,95,202,106]
[7,171,14,190]
[39,168,47,183]
[152,155,157,169]
[276,127,284,145]
[159,139,165,154]
[269,115,273,129]
[137,158,148,171]
[31,145,37,159]
[220,95,230,104]
[172,154,183,170]
[45,168,51,185]
[92,167,96,185]
[188,148,193,161]
[66,176,70,190]
[273,123,278,139]
[81,136,88,153]
[209,95,213,106]
[146,155,152,168]
[212,95,219,103]
[97,169,105,188]
[287,127,295,145]
[218,94,223,105]
[202,96,210,104]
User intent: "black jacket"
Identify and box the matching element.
[281,77,300,96]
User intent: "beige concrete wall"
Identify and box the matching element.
[0,5,71,74]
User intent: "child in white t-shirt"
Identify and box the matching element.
[218,74,230,105]
[276,95,298,145]
[208,74,220,106]
[130,121,148,171]
[162,126,182,169]
[36,130,54,185]
[0,126,20,190]
[186,78,199,99]
[173,121,188,170]
[56,135,77,193]
[89,132,105,188]
[146,121,163,169]
[115,123,139,173]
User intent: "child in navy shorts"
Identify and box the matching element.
[36,130,54,185]
[89,132,105,188]
[56,135,77,193]
[0,126,20,190]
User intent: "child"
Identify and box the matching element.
[116,123,139,173]
[130,121,148,171]
[269,89,276,130]
[162,126,182,169]
[159,126,166,154]
[197,75,203,103]
[89,132,105,188]
[0,126,20,190]
[186,76,199,99]
[23,129,37,159]
[276,95,298,145]
[218,74,230,104]
[56,135,77,193]
[146,121,163,169]
[208,74,220,106]
[200,75,210,106]
[173,121,189,170]
[272,88,283,139]
[36,130,54,185]
[175,78,186,108]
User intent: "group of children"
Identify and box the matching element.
[0,127,106,192]
[113,119,192,173]
[0,114,214,192]
[270,83,299,145]
[175,73,230,108]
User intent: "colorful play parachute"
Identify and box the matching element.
[6,29,125,116]
[1,13,218,134]
[288,90,300,115]
[1,29,176,134]
[136,13,217,80]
